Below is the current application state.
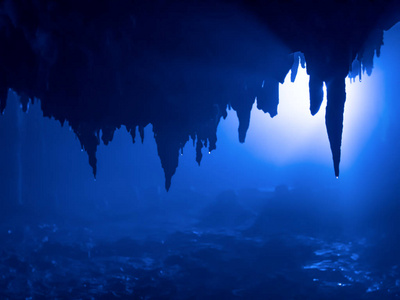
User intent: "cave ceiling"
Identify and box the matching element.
[1,0,399,189]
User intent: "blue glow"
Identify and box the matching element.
[219,64,384,171]
[1,15,400,300]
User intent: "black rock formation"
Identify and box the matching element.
[0,0,399,189]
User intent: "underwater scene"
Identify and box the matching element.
[1,1,400,299]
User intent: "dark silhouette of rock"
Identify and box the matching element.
[0,0,399,188]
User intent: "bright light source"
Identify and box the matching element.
[219,65,384,169]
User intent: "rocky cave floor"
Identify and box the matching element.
[1,188,399,299]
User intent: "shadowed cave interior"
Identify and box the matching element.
[2,0,400,299]
[1,0,400,189]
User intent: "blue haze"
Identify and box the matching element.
[0,22,400,300]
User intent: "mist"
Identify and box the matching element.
[1,2,400,299]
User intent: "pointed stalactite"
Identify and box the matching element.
[76,128,100,178]
[196,139,203,165]
[191,114,221,166]
[236,107,251,143]
[256,78,279,118]
[190,133,196,147]
[126,125,137,144]
[208,132,217,153]
[290,52,300,83]
[101,126,116,145]
[309,75,324,116]
[299,52,306,69]
[207,104,223,152]
[359,29,384,76]
[349,56,362,81]
[153,124,186,191]
[325,76,346,178]
[139,125,145,143]
[231,93,256,143]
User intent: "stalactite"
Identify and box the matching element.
[309,75,324,116]
[101,126,116,146]
[256,78,279,118]
[153,123,189,191]
[233,98,255,144]
[325,77,346,178]
[75,126,100,178]
[0,0,399,189]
